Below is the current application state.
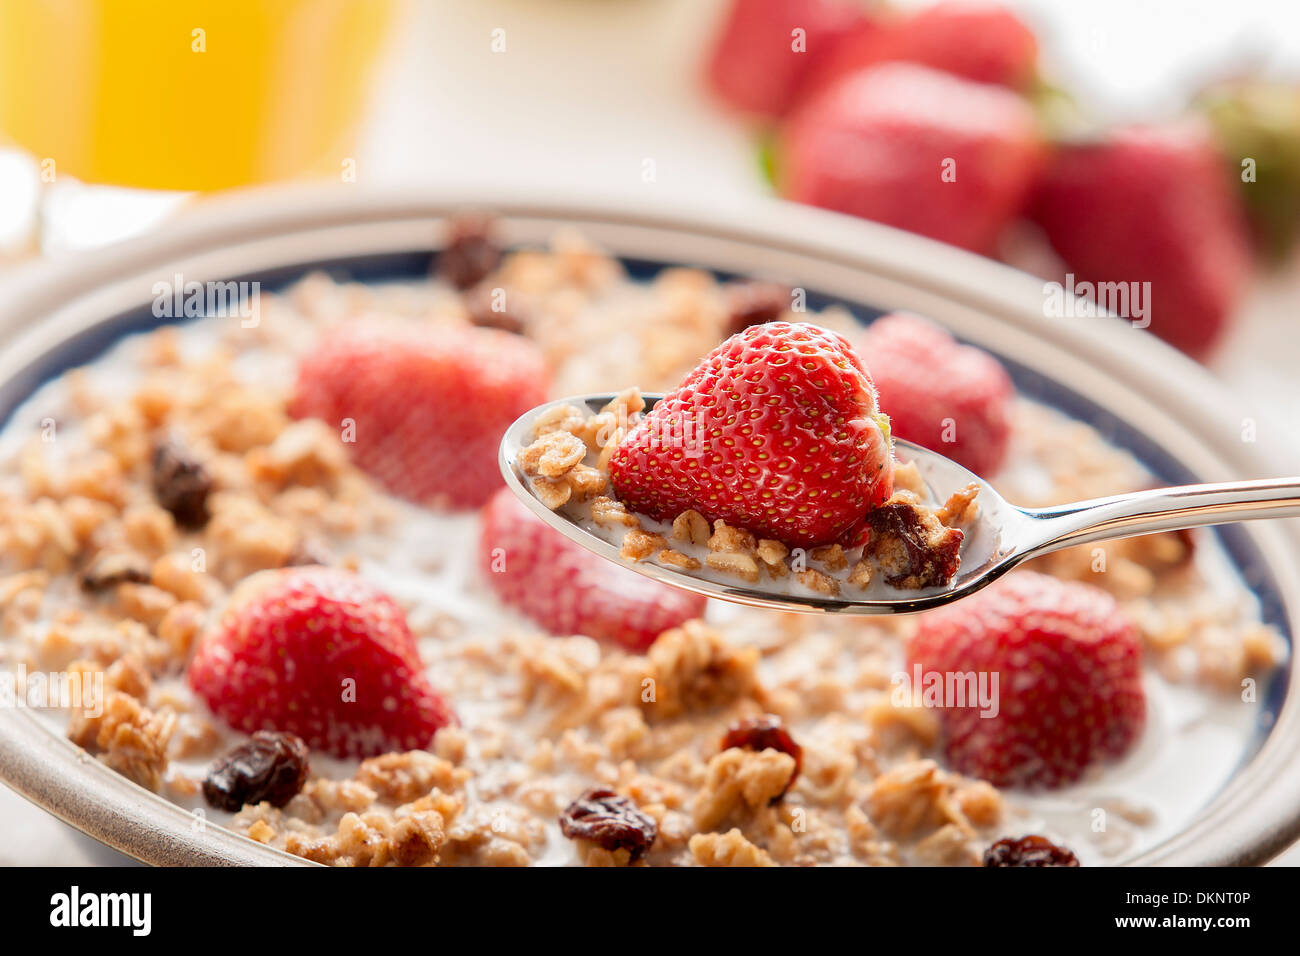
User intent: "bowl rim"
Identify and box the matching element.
[0,183,1296,867]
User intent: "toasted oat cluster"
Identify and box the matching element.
[519,389,644,510]
[518,401,978,595]
[0,230,1284,868]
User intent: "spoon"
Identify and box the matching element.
[500,393,1300,615]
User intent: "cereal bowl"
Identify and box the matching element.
[0,185,1296,866]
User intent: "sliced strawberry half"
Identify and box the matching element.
[290,323,549,510]
[188,566,454,758]
[907,571,1146,789]
[479,488,707,651]
[856,313,1015,477]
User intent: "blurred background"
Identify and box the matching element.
[0,0,1297,863]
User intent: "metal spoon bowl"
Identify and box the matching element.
[501,393,1300,615]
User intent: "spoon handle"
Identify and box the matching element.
[1019,477,1300,558]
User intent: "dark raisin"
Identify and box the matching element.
[79,550,152,592]
[724,280,790,336]
[202,731,310,812]
[152,435,213,529]
[983,835,1081,867]
[437,214,503,290]
[558,788,657,861]
[865,493,963,589]
[721,714,802,799]
[464,283,526,334]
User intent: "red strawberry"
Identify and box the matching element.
[188,566,454,758]
[906,571,1146,789]
[608,321,893,549]
[705,0,879,119]
[778,63,1045,254]
[804,2,1039,102]
[479,488,706,651]
[290,323,549,509]
[857,313,1015,477]
[1029,122,1254,359]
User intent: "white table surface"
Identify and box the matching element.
[2,0,1298,866]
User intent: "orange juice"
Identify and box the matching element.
[0,0,394,191]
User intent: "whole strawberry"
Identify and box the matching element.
[805,1,1040,100]
[290,323,549,509]
[1029,122,1254,359]
[857,313,1015,477]
[479,488,706,651]
[608,321,893,549]
[705,0,879,119]
[907,571,1146,789]
[188,566,454,758]
[778,63,1045,254]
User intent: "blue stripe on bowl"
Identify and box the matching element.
[0,249,1287,745]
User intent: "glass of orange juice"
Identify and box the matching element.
[0,0,396,192]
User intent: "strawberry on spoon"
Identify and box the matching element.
[500,321,1300,615]
[608,321,894,549]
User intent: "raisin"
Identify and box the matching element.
[724,280,790,336]
[983,835,1081,867]
[464,283,526,334]
[558,788,657,861]
[152,435,213,529]
[865,493,963,589]
[437,215,503,290]
[721,714,802,799]
[79,550,152,592]
[202,731,310,812]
